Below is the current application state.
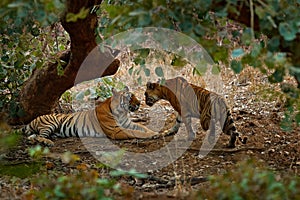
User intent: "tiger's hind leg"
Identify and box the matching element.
[200,115,216,144]
[227,130,237,148]
[208,119,216,144]
[182,115,196,141]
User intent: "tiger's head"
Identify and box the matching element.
[144,82,163,106]
[112,86,140,112]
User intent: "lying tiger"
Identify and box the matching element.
[23,86,159,146]
[144,77,247,148]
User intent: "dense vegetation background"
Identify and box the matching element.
[0,0,300,199]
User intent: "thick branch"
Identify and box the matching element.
[9,0,119,125]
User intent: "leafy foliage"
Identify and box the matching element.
[198,159,300,199]
[73,77,125,103]
[31,170,118,200]
[0,0,66,118]
[0,129,22,152]
[0,0,299,124]
[27,150,147,200]
[99,0,300,127]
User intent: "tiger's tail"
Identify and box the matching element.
[223,110,247,145]
[236,132,247,144]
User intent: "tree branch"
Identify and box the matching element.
[9,0,120,125]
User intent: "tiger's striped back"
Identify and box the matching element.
[190,83,237,135]
[145,77,247,147]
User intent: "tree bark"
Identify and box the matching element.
[9,0,120,125]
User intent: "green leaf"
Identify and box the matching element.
[128,66,133,75]
[30,27,40,37]
[35,59,44,69]
[194,61,208,75]
[136,49,150,59]
[230,60,243,74]
[255,6,266,19]
[56,62,64,76]
[251,43,262,57]
[110,169,147,178]
[138,12,151,26]
[66,8,89,22]
[133,57,145,65]
[280,112,293,131]
[155,66,164,77]
[75,91,85,100]
[241,28,252,45]
[231,48,244,58]
[268,68,284,83]
[171,56,187,68]
[1,55,9,62]
[194,24,206,36]
[0,67,7,79]
[215,8,227,17]
[54,185,66,198]
[295,112,300,125]
[144,67,150,76]
[128,10,148,16]
[279,22,297,41]
[267,36,280,52]
[137,76,142,85]
[211,64,220,75]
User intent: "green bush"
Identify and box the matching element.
[30,170,118,200]
[73,77,125,103]
[197,159,300,200]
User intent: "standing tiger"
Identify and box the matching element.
[144,77,247,148]
[23,86,159,146]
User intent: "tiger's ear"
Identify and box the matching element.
[146,82,154,89]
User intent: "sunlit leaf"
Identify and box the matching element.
[251,43,262,57]
[241,28,252,45]
[144,67,150,76]
[128,66,133,76]
[66,8,89,22]
[194,62,207,75]
[232,48,244,58]
[137,76,142,85]
[211,64,220,75]
[155,66,164,77]
[75,91,85,101]
[279,22,297,41]
[171,55,187,68]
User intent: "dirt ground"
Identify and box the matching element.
[1,66,300,200]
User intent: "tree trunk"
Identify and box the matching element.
[9,0,120,125]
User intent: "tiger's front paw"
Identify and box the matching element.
[27,134,37,145]
[35,136,54,147]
